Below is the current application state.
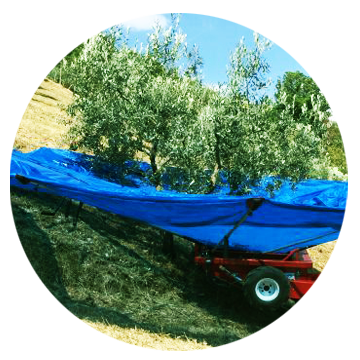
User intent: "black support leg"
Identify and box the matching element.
[64,199,72,218]
[41,197,67,216]
[73,202,83,228]
[163,231,174,256]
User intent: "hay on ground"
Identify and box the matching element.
[14,78,73,152]
[307,241,336,271]
[83,320,211,351]
[14,78,150,163]
[11,188,287,350]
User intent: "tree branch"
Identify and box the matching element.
[159,156,171,168]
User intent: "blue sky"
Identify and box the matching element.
[103,13,348,100]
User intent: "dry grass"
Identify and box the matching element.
[307,241,336,271]
[14,77,150,161]
[14,78,73,152]
[84,320,210,350]
[11,188,289,350]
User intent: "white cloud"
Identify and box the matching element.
[123,14,170,31]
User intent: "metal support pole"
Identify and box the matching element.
[163,231,174,256]
[222,210,251,257]
[41,197,67,216]
[64,199,72,218]
[212,197,265,258]
[73,201,84,228]
[219,265,243,283]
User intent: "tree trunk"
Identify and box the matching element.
[150,140,161,189]
[207,163,220,194]
[207,130,222,194]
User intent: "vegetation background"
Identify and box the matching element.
[11,18,346,349]
[44,16,347,195]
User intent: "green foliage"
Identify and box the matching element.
[180,35,330,194]
[49,16,343,194]
[274,71,331,141]
[65,25,199,187]
[227,33,272,101]
[271,92,329,181]
[308,158,348,181]
[326,121,347,174]
[275,71,330,118]
[145,14,204,80]
[275,71,347,173]
[183,85,329,194]
[48,29,123,95]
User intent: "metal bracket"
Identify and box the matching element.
[15,174,84,227]
[41,197,67,216]
[73,201,84,228]
[41,197,83,228]
[212,197,265,258]
[219,265,243,283]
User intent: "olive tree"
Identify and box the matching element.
[227,32,272,101]
[63,23,330,195]
[185,89,329,195]
[65,23,201,188]
[180,32,330,195]
[144,13,203,80]
[274,71,346,174]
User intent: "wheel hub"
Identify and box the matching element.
[255,278,280,302]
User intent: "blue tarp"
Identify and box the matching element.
[10,148,348,253]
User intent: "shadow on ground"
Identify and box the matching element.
[11,188,293,347]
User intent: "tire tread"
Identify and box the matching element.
[243,266,290,310]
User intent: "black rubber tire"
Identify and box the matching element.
[243,266,290,310]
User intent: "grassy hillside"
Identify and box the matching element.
[12,78,279,349]
[12,188,294,350]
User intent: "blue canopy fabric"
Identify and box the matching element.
[10,148,347,253]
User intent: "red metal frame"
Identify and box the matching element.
[195,194,348,299]
[194,244,320,301]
